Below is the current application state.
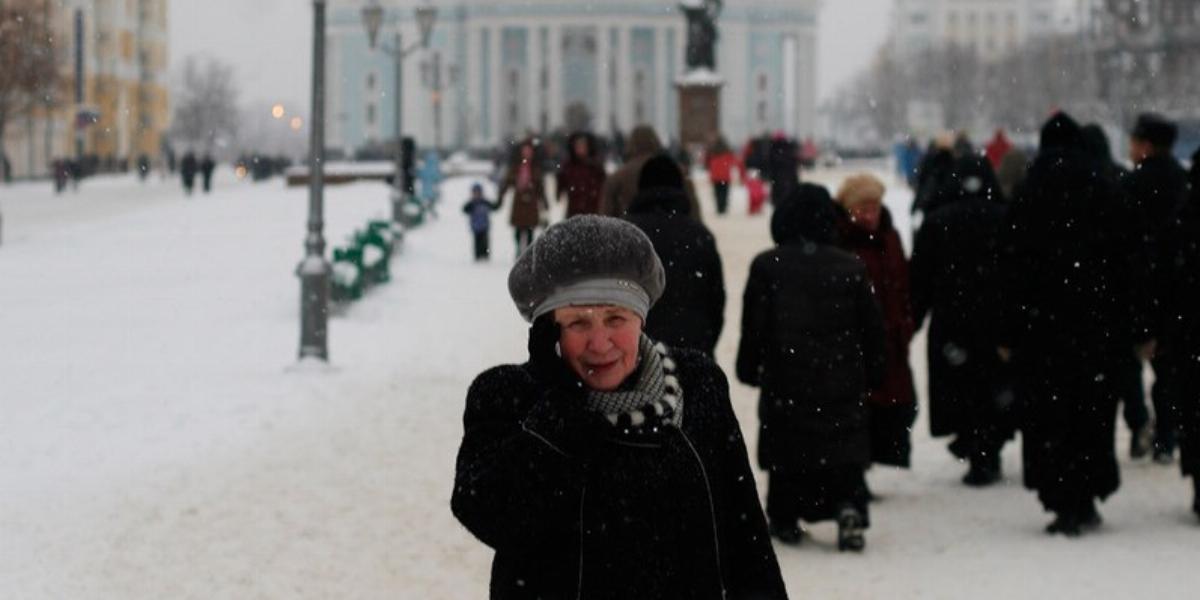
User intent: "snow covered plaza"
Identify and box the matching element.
[0,166,1194,599]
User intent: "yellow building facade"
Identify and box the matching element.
[2,0,169,178]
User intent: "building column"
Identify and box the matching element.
[548,24,564,131]
[656,26,670,138]
[615,26,631,131]
[597,25,611,136]
[529,25,543,134]
[490,25,503,146]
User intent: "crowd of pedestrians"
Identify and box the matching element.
[453,112,1199,596]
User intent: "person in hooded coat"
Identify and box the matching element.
[835,174,918,470]
[451,216,788,600]
[1124,113,1191,463]
[1164,147,1200,520]
[997,112,1154,536]
[1081,123,1155,459]
[600,125,702,220]
[624,154,726,357]
[496,139,550,256]
[737,184,886,551]
[911,136,957,219]
[555,132,607,217]
[910,155,1013,486]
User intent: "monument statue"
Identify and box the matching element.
[680,0,722,71]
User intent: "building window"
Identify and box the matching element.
[366,104,376,125]
[367,73,376,90]
[758,73,768,92]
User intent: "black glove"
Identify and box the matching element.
[523,314,600,456]
[527,314,578,388]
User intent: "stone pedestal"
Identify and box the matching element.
[676,69,724,159]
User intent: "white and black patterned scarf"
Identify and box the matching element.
[584,335,683,433]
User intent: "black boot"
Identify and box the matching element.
[1078,500,1103,531]
[962,454,1002,487]
[837,507,866,552]
[1045,511,1082,537]
[768,519,803,546]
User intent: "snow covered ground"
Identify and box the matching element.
[1,165,1195,599]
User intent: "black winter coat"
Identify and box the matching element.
[997,134,1153,509]
[911,196,1009,437]
[1124,154,1189,335]
[1163,198,1200,478]
[452,350,788,600]
[737,231,886,474]
[625,188,726,356]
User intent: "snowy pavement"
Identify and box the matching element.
[1,167,1195,599]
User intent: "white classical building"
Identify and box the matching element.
[889,0,1071,61]
[325,0,818,153]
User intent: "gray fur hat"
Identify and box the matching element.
[508,215,665,322]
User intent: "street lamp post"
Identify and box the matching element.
[362,0,437,232]
[298,0,331,361]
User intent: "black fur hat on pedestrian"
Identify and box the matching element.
[1132,113,1178,151]
[771,183,838,246]
[638,153,686,191]
[508,215,666,323]
[1039,111,1083,153]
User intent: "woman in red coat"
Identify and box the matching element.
[835,173,918,469]
[706,136,745,215]
[555,132,607,217]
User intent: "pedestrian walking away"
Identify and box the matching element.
[451,215,788,599]
[600,124,702,221]
[835,174,918,471]
[997,112,1154,537]
[737,184,886,551]
[1124,113,1190,464]
[910,155,1014,486]
[555,131,607,217]
[462,182,499,261]
[1160,146,1200,521]
[624,154,726,357]
[706,135,745,215]
[180,152,198,196]
[200,154,216,194]
[495,139,549,257]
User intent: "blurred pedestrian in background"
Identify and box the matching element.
[624,154,725,357]
[705,135,744,215]
[180,151,198,196]
[836,174,917,474]
[496,139,549,256]
[555,131,606,217]
[461,182,498,262]
[200,154,216,194]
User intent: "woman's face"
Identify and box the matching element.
[554,305,643,391]
[521,144,535,160]
[573,138,590,159]
[849,201,883,232]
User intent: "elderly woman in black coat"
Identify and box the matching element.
[910,155,1013,486]
[452,216,788,600]
[737,184,886,551]
[625,154,726,357]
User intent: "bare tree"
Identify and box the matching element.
[0,0,59,181]
[171,56,240,153]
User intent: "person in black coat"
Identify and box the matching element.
[624,154,726,357]
[1081,123,1155,458]
[1164,148,1200,520]
[452,216,788,600]
[200,154,216,193]
[180,152,198,195]
[737,184,886,551]
[997,112,1154,536]
[911,155,1013,486]
[1124,113,1191,463]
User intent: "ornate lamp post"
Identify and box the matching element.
[362,0,437,230]
[297,0,331,361]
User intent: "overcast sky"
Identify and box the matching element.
[170,0,894,114]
